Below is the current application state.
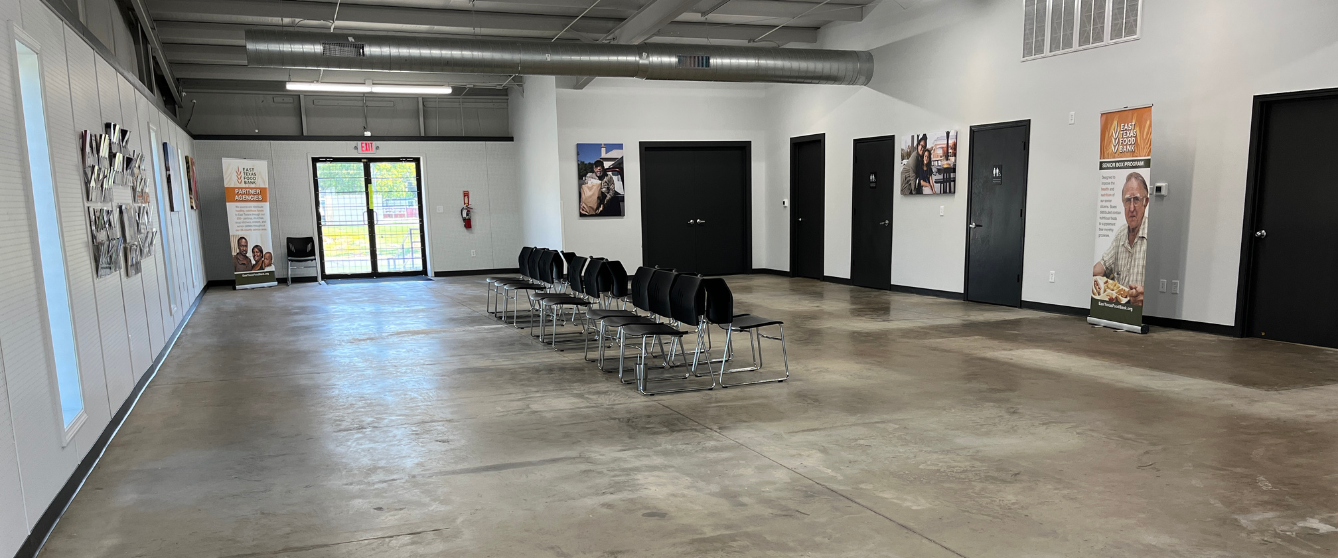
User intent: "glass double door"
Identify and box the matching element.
[314,158,426,277]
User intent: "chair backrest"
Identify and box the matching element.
[568,256,588,293]
[583,258,605,298]
[631,267,656,312]
[286,237,316,259]
[537,250,555,283]
[701,278,734,325]
[669,273,704,325]
[518,247,532,274]
[526,249,543,280]
[604,260,629,297]
[648,269,677,318]
[549,251,565,284]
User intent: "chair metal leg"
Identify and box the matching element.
[719,324,790,388]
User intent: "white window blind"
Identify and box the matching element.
[1024,0,1139,60]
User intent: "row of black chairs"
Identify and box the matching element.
[484,247,789,395]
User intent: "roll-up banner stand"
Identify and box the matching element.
[223,158,278,289]
[1089,106,1152,333]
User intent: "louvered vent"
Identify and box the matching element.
[676,55,710,69]
[322,42,366,57]
[1024,0,1139,60]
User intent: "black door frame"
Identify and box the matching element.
[963,120,1030,306]
[851,134,897,290]
[790,133,825,278]
[1233,86,1338,338]
[638,141,753,273]
[312,156,428,279]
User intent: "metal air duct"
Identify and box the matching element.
[245,29,874,86]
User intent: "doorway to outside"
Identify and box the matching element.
[313,157,426,278]
[790,134,825,279]
[640,142,751,275]
[1237,89,1338,349]
[850,135,896,290]
[965,120,1030,307]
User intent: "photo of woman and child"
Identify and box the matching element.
[900,131,958,195]
[231,235,274,272]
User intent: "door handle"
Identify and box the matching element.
[797,218,804,222]
[695,219,705,224]
[880,220,890,226]
[969,222,981,229]
[1255,230,1267,238]
[687,220,695,226]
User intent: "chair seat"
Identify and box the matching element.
[728,314,783,330]
[532,292,573,300]
[488,276,523,282]
[541,296,589,306]
[586,309,636,319]
[622,323,686,338]
[504,283,544,291]
[603,316,657,328]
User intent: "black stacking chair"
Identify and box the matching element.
[626,273,718,395]
[581,259,639,361]
[500,248,548,326]
[285,237,319,286]
[701,278,790,387]
[535,255,593,347]
[602,260,632,309]
[596,267,664,378]
[487,247,534,314]
[611,269,684,383]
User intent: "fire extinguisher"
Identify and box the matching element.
[461,190,472,229]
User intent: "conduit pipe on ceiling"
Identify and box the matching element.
[245,29,874,86]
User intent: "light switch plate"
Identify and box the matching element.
[939,205,945,216]
[471,250,476,257]
[1171,280,1180,294]
[1068,112,1075,125]
[1159,279,1167,292]
[1048,271,1055,283]
[436,205,444,213]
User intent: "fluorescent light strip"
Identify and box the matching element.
[284,82,452,95]
[285,82,370,93]
[370,85,453,95]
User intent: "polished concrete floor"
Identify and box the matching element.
[40,275,1338,557]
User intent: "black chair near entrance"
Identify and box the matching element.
[701,278,789,387]
[285,237,320,286]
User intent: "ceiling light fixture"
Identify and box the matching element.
[369,84,453,95]
[284,82,452,95]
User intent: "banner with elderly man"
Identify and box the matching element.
[1089,106,1152,333]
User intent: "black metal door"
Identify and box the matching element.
[850,136,896,290]
[965,121,1030,307]
[1245,94,1338,348]
[640,143,751,275]
[790,135,825,279]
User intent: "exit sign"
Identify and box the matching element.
[358,141,375,153]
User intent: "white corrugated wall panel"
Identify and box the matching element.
[89,55,134,404]
[118,82,166,357]
[112,76,153,377]
[485,142,522,269]
[25,0,113,459]
[138,94,175,341]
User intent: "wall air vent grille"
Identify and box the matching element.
[322,42,366,57]
[1023,0,1139,60]
[676,55,710,69]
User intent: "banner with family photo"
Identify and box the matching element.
[577,143,625,217]
[223,158,277,289]
[1089,106,1153,333]
[899,131,957,195]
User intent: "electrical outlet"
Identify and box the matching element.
[470,249,476,257]
[1159,279,1167,292]
[939,205,945,216]
[1048,271,1055,283]
[1171,280,1180,294]
[1068,112,1075,125]
[436,205,443,213]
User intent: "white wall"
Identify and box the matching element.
[555,79,770,268]
[193,140,522,281]
[0,0,206,554]
[761,0,1338,325]
[510,76,564,249]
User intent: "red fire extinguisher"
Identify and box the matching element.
[461,190,472,229]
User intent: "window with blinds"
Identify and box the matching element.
[1023,0,1139,60]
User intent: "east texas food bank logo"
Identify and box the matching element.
[235,167,244,184]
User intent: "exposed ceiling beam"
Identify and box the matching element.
[606,0,702,44]
[707,0,863,22]
[147,0,818,44]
